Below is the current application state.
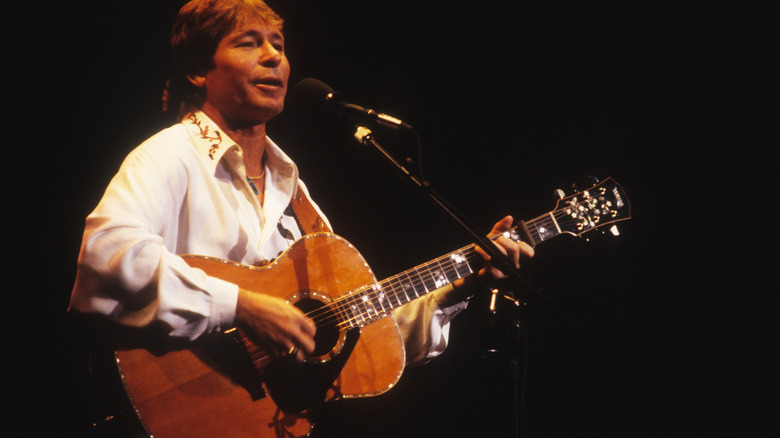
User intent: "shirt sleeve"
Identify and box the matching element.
[391,284,469,365]
[69,143,238,340]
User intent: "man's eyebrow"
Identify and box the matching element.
[232,28,284,41]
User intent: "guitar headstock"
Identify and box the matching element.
[552,177,631,237]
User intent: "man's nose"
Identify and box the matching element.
[259,42,283,66]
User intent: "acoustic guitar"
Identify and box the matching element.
[113,177,630,437]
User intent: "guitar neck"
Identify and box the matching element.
[522,211,567,245]
[332,177,631,330]
[332,222,535,329]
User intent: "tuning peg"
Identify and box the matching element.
[554,189,566,199]
[609,225,620,236]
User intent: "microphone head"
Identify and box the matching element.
[288,78,343,113]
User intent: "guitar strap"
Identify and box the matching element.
[287,186,331,235]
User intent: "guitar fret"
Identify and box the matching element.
[348,291,369,327]
[407,269,427,295]
[419,263,437,293]
[526,220,541,245]
[412,269,427,296]
[526,214,557,245]
[342,298,360,329]
[386,277,407,308]
[372,283,387,314]
[382,280,399,308]
[400,272,417,301]
[449,250,474,279]
[360,289,377,319]
[431,257,449,289]
[549,212,562,234]
[335,300,351,326]
[453,250,472,276]
[351,293,365,325]
[432,258,446,288]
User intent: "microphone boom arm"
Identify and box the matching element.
[352,126,529,287]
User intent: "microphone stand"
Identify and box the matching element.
[353,126,530,438]
[352,126,530,290]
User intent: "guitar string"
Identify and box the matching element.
[335,249,481,327]
[299,236,487,325]
[300,206,620,329]
[329,261,477,329]
[274,215,628,361]
[269,212,620,345]
[299,216,550,329]
[243,199,624,355]
[303,209,574,329]
[310,211,577,328]
[302,248,483,330]
[303,250,480,330]
[310,227,493,323]
[311,201,625,334]
[336,220,602,329]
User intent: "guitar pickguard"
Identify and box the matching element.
[263,327,360,413]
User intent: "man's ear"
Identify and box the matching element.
[187,73,206,88]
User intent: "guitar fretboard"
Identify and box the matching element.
[328,218,555,329]
[524,211,566,245]
[331,246,479,329]
[320,177,630,330]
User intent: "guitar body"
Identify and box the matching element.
[114,233,405,438]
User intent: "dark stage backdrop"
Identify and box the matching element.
[6,1,776,436]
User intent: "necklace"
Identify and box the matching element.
[246,153,267,196]
[247,169,265,179]
[246,175,262,195]
[246,168,265,196]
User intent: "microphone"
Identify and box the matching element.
[290,78,414,131]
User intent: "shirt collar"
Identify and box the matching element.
[182,110,299,194]
[182,111,238,174]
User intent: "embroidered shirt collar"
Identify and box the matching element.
[182,111,296,178]
[183,111,237,173]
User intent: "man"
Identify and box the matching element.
[70,0,532,414]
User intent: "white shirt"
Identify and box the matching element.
[69,111,465,361]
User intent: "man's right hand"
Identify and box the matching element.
[235,288,317,361]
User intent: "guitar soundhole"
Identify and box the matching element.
[290,293,344,361]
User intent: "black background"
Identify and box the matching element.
[6,1,777,436]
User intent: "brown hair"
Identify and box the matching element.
[163,0,284,119]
